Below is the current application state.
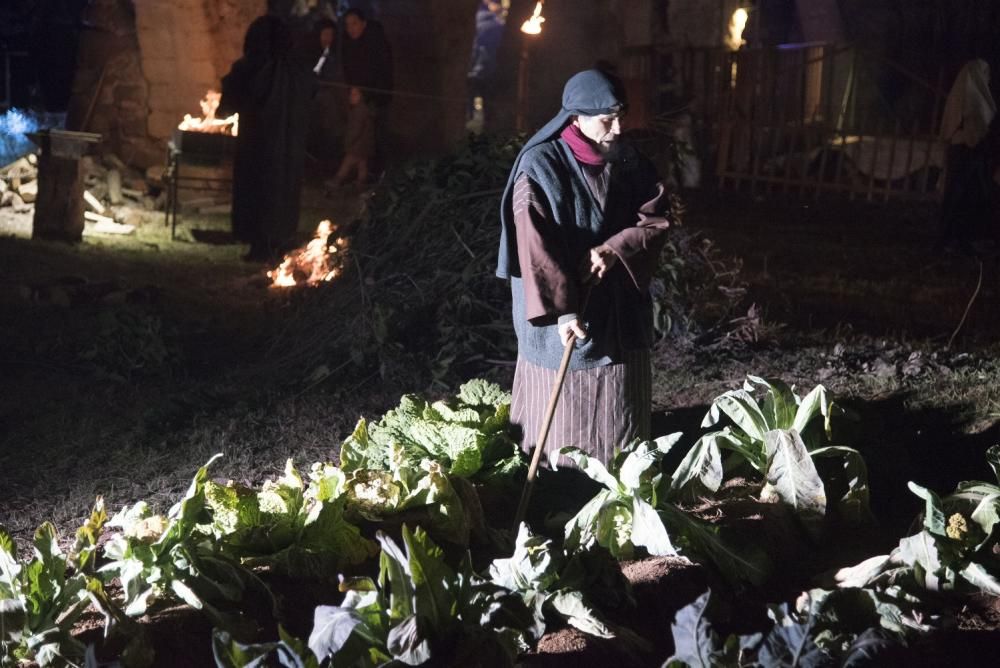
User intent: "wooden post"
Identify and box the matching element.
[28,130,101,242]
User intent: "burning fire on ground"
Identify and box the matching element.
[178,90,239,135]
[268,220,348,288]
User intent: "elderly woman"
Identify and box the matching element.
[497,69,674,467]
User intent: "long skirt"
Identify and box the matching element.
[510,350,651,469]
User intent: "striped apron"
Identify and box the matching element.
[510,349,651,468]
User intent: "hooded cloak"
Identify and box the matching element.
[220,16,316,255]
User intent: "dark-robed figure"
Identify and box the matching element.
[220,15,316,261]
[498,69,673,467]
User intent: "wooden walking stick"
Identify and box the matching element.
[513,286,591,531]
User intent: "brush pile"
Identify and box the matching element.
[260,134,748,390]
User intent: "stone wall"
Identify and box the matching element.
[67,0,263,170]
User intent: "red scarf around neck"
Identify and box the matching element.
[560,123,606,166]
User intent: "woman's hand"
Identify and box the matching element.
[580,244,618,285]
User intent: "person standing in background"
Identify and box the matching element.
[466,1,505,134]
[307,18,345,165]
[329,86,374,190]
[341,8,392,179]
[220,15,317,262]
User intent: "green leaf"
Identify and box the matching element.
[556,447,621,492]
[376,532,414,622]
[456,379,509,408]
[833,555,892,589]
[761,430,826,535]
[665,591,726,667]
[907,482,946,536]
[747,375,797,429]
[959,562,1000,595]
[307,606,366,663]
[659,504,770,586]
[307,463,346,502]
[668,433,724,501]
[630,497,676,557]
[0,526,15,559]
[563,492,613,553]
[386,614,432,665]
[548,590,614,638]
[702,389,769,443]
[170,578,204,609]
[811,446,873,525]
[757,605,831,667]
[212,628,281,668]
[296,498,379,567]
[986,444,1000,485]
[403,526,456,629]
[619,438,677,493]
[595,501,635,559]
[895,532,944,591]
[488,523,561,593]
[792,384,832,438]
[0,598,26,642]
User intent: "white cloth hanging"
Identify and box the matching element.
[940,59,996,147]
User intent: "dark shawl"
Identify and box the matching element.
[509,141,669,370]
[497,69,626,279]
[500,69,671,370]
[220,16,317,251]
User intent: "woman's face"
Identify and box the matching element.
[574,113,622,153]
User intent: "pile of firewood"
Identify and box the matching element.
[0,152,168,235]
[0,155,38,213]
[79,154,166,232]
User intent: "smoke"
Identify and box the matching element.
[0,108,65,167]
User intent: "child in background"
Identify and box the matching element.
[330,86,374,189]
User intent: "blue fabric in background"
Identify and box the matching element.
[0,109,65,166]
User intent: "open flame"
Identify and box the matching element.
[726,7,749,51]
[267,220,348,288]
[178,90,239,135]
[521,2,545,35]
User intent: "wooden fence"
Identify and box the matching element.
[625,43,950,201]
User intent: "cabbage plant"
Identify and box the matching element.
[306,525,535,667]
[558,438,768,583]
[0,501,106,667]
[559,436,683,559]
[835,449,1000,599]
[668,376,871,534]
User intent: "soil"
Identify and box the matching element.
[3,180,1000,666]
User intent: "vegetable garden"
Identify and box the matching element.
[3,136,1000,667]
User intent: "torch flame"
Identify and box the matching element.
[726,8,749,51]
[178,90,239,136]
[267,220,346,288]
[521,2,545,35]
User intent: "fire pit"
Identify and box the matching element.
[165,91,238,240]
